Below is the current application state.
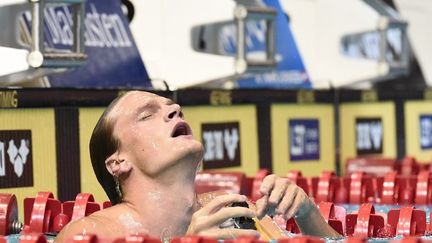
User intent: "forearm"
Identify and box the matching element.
[295,205,341,238]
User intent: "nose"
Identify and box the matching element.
[165,103,183,121]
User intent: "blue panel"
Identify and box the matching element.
[420,115,432,150]
[21,0,151,88]
[221,0,311,89]
[289,119,320,161]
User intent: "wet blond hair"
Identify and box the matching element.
[89,93,126,204]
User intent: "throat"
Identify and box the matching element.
[120,168,199,238]
[121,185,198,237]
[143,193,196,238]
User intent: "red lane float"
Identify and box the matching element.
[334,178,349,204]
[345,157,396,177]
[287,171,302,182]
[344,237,366,243]
[67,234,98,243]
[286,171,309,196]
[57,193,105,233]
[379,172,416,205]
[0,193,21,236]
[23,192,61,234]
[60,193,111,233]
[52,213,70,233]
[171,236,217,243]
[381,171,398,204]
[115,235,162,243]
[399,156,419,176]
[250,169,270,202]
[317,202,344,235]
[349,172,374,204]
[398,178,416,205]
[285,218,300,234]
[195,172,246,195]
[63,193,102,222]
[387,207,426,237]
[224,236,267,243]
[315,171,337,203]
[19,233,47,243]
[64,234,162,243]
[415,171,432,205]
[345,203,384,237]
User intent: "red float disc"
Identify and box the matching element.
[29,192,53,233]
[0,193,18,236]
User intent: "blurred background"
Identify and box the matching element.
[0,0,431,212]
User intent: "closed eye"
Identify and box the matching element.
[139,114,152,121]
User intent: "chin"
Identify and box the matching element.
[192,145,204,165]
[180,142,204,166]
[187,143,204,162]
[167,137,203,165]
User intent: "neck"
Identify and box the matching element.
[120,167,199,238]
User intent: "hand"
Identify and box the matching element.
[187,194,260,239]
[255,174,314,220]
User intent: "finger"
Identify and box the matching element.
[206,228,260,239]
[275,185,297,215]
[254,195,269,218]
[284,190,306,220]
[197,191,228,207]
[259,175,277,196]
[199,194,247,215]
[267,178,288,207]
[205,207,256,228]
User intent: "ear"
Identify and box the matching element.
[105,154,133,177]
[105,154,120,177]
[117,158,133,175]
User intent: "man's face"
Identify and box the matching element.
[110,91,203,176]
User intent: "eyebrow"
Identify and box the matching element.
[134,100,158,115]
[134,98,175,116]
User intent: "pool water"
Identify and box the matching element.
[4,204,432,243]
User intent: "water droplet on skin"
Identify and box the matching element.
[148,191,162,201]
[78,218,89,235]
[118,212,144,235]
[160,227,173,242]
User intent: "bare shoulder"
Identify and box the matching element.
[55,206,124,242]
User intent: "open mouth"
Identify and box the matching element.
[171,122,191,137]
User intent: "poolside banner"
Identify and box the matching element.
[20,0,151,88]
[271,104,335,176]
[183,105,259,176]
[219,0,310,89]
[0,130,33,188]
[289,119,320,161]
[420,115,432,150]
[356,117,383,155]
[201,122,241,169]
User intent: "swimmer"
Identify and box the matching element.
[55,91,340,242]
